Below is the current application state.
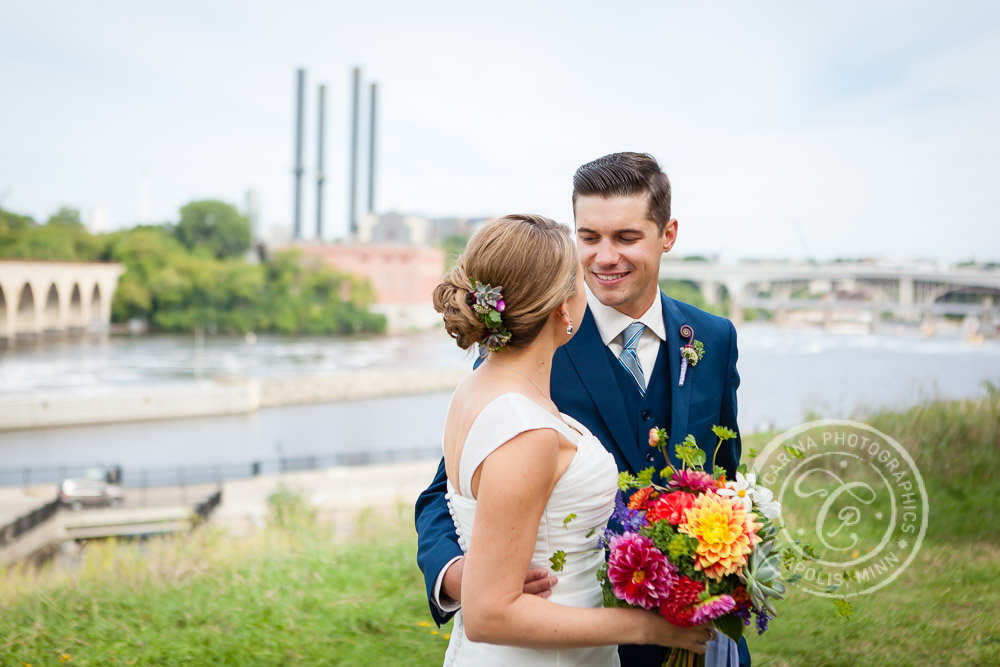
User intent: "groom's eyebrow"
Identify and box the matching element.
[576,226,645,236]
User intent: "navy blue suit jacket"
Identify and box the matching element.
[414,292,748,665]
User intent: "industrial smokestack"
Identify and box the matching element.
[348,67,360,238]
[316,84,326,240]
[293,68,306,240]
[367,83,377,214]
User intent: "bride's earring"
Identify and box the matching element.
[566,318,574,335]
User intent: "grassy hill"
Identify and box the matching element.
[2,393,999,666]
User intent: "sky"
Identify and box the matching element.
[1,0,998,263]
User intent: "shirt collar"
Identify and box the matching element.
[585,285,666,346]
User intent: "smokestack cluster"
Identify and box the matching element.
[291,67,379,242]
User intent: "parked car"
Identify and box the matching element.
[59,468,123,510]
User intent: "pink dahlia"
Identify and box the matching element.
[607,533,678,610]
[690,594,737,624]
[669,469,717,494]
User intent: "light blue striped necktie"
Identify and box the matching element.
[618,321,646,396]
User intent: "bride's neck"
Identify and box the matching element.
[487,341,554,393]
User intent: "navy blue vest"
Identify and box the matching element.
[605,341,672,475]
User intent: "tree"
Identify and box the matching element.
[0,207,37,256]
[46,206,84,229]
[175,200,251,260]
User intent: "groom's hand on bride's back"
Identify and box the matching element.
[441,557,557,604]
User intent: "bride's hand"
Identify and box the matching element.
[644,615,718,654]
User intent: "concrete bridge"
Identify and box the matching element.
[660,259,1000,329]
[0,260,124,343]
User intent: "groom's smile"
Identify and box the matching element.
[574,194,677,320]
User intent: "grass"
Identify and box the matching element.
[745,390,1000,665]
[1,502,453,666]
[2,393,1000,666]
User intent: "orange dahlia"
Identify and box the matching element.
[628,487,659,511]
[678,491,761,580]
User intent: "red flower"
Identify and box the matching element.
[647,491,696,526]
[659,574,705,627]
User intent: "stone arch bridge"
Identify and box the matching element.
[0,260,124,343]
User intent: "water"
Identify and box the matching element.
[0,330,470,396]
[1,326,998,473]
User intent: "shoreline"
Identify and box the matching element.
[0,368,470,431]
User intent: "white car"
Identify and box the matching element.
[59,468,123,510]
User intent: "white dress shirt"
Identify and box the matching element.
[585,286,666,389]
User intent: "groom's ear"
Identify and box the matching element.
[661,218,678,253]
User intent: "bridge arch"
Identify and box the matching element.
[68,283,84,329]
[16,284,36,336]
[930,284,1000,303]
[43,283,60,332]
[90,283,102,325]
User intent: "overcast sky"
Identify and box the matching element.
[2,1,998,263]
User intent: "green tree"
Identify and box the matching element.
[107,226,187,322]
[175,200,251,260]
[0,207,37,234]
[46,206,84,229]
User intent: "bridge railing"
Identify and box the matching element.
[0,445,442,490]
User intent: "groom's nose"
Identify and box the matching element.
[594,239,620,267]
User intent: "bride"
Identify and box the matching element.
[432,214,716,665]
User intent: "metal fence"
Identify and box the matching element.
[0,497,60,549]
[0,445,442,489]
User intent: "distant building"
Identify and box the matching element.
[357,211,486,247]
[292,242,445,332]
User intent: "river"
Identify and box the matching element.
[1,326,998,475]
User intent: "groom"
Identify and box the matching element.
[415,152,750,666]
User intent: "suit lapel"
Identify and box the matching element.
[565,308,647,474]
[663,295,693,458]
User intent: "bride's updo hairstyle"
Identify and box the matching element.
[433,214,577,351]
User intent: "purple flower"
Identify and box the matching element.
[610,490,647,534]
[606,533,678,609]
[733,605,752,627]
[690,594,737,624]
[496,299,505,312]
[754,607,772,635]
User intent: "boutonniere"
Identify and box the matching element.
[678,324,705,387]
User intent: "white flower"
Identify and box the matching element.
[753,485,782,521]
[717,471,756,512]
[718,472,782,521]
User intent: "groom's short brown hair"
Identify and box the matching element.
[571,152,672,234]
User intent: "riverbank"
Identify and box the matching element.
[0,368,470,431]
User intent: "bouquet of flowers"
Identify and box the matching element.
[593,427,790,667]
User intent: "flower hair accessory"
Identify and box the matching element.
[467,279,512,351]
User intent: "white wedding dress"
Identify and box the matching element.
[442,392,621,667]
